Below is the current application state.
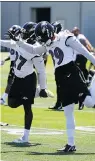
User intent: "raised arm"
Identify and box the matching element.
[66,36,95,66]
[0,40,16,49]
[79,37,94,52]
[17,40,47,56]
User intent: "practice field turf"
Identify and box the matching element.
[0,53,95,161]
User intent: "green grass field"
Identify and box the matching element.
[0,53,95,161]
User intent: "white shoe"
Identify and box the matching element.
[12,137,29,143]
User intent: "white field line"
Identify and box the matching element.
[1,123,95,131]
[1,124,95,135]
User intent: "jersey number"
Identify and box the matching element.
[49,47,64,65]
[10,49,15,55]
[14,52,27,70]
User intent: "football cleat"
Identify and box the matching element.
[49,103,63,110]
[12,137,29,143]
[57,144,76,152]
[0,122,9,126]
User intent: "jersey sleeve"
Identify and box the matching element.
[60,30,74,46]
[32,56,47,89]
[0,40,16,49]
[67,36,95,66]
[17,40,47,56]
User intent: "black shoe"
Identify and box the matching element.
[48,103,62,110]
[57,144,76,152]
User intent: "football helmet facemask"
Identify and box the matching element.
[35,21,54,46]
[51,21,63,34]
[21,22,37,44]
[5,25,21,39]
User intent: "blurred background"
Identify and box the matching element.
[1,1,95,46]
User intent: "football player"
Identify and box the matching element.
[49,21,63,110]
[72,27,94,79]
[0,25,21,105]
[0,22,53,144]
[15,21,95,152]
[72,27,95,109]
[89,74,95,106]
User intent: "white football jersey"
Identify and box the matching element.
[75,34,87,56]
[14,42,43,78]
[46,30,75,69]
[9,49,16,61]
[8,40,16,62]
[0,39,46,88]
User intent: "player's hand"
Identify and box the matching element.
[39,89,54,98]
[39,89,48,98]
[7,31,19,41]
[0,60,5,66]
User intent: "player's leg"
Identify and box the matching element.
[12,103,33,143]
[0,93,8,105]
[78,90,95,109]
[1,76,13,105]
[78,87,95,108]
[13,72,37,143]
[19,103,33,143]
[0,67,14,105]
[78,73,95,108]
[8,76,22,108]
[22,73,36,143]
[58,103,76,152]
[0,82,9,105]
[55,64,76,152]
[75,64,95,109]
[88,74,95,106]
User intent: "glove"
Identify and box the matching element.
[7,31,19,41]
[39,89,48,98]
[39,89,54,98]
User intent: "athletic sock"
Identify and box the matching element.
[64,103,75,146]
[67,130,75,146]
[22,129,30,141]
